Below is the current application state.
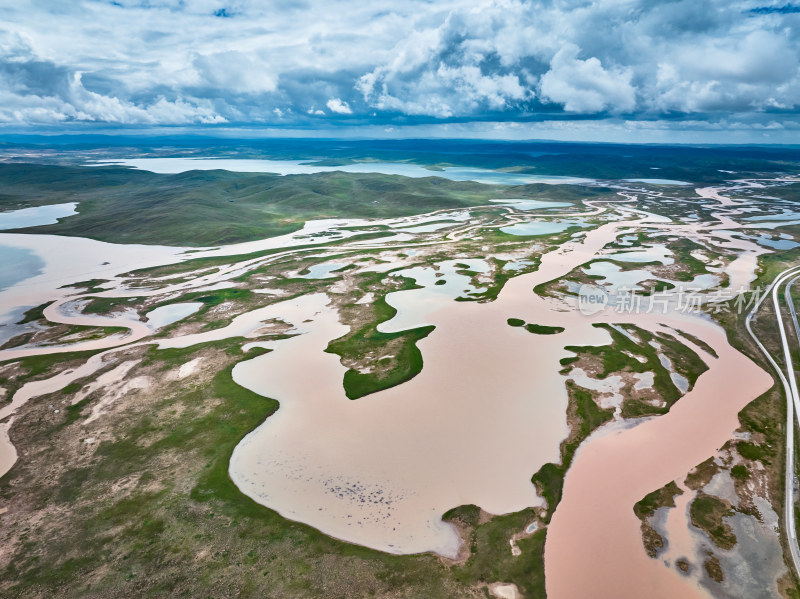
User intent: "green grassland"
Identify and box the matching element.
[82,296,147,315]
[690,493,738,550]
[663,238,714,282]
[0,348,106,403]
[60,279,111,294]
[455,256,542,303]
[754,182,800,204]
[15,301,54,324]
[531,382,614,521]
[325,272,434,400]
[632,480,683,557]
[561,323,707,418]
[0,163,604,247]
[633,481,684,521]
[507,318,564,335]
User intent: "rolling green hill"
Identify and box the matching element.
[0,163,608,246]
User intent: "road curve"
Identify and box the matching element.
[783,275,800,568]
[746,264,800,579]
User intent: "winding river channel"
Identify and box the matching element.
[0,180,787,597]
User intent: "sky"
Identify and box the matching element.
[2,0,800,143]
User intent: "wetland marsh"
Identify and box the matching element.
[1,147,799,599]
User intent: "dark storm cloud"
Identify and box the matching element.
[0,60,72,97]
[750,4,800,14]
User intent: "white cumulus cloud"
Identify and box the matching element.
[539,45,635,113]
[326,98,352,114]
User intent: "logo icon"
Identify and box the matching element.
[578,284,608,316]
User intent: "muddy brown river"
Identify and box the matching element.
[0,184,779,596]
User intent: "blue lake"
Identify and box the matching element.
[93,158,595,186]
[752,234,800,250]
[0,203,78,230]
[501,219,586,236]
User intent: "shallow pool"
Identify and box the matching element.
[145,302,204,329]
[501,219,586,236]
[490,199,572,211]
[298,263,347,279]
